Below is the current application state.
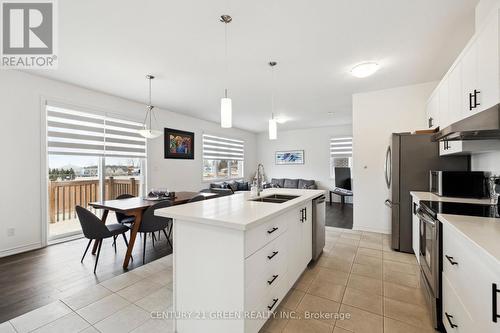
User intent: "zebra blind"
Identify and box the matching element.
[202,134,244,161]
[330,137,353,158]
[47,104,146,158]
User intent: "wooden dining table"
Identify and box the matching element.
[89,191,217,269]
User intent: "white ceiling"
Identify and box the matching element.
[35,0,478,132]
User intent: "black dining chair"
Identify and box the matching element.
[188,194,206,203]
[115,194,136,225]
[76,206,130,273]
[138,200,173,264]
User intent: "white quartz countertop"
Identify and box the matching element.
[410,191,492,204]
[155,188,326,231]
[438,213,500,266]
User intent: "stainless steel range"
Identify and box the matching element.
[417,200,500,330]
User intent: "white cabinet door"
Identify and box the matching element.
[448,63,463,124]
[411,198,419,262]
[439,141,464,156]
[461,43,478,118]
[302,201,312,267]
[476,10,500,112]
[287,206,305,287]
[426,92,439,129]
[438,78,450,128]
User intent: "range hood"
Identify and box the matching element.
[432,103,500,141]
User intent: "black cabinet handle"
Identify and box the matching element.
[267,298,279,311]
[445,312,458,328]
[474,89,481,108]
[267,274,279,285]
[267,251,278,260]
[267,227,278,234]
[300,209,303,222]
[493,283,499,323]
[469,92,474,110]
[428,117,433,128]
[304,207,307,221]
[445,255,458,266]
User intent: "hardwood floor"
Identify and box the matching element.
[0,232,171,323]
[326,202,353,229]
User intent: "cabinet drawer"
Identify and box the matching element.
[442,274,474,333]
[245,232,287,286]
[245,273,288,333]
[245,211,290,257]
[442,222,500,331]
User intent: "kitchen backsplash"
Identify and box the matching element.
[471,152,500,175]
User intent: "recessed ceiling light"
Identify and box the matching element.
[351,62,380,78]
[327,112,334,116]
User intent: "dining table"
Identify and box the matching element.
[89,191,217,269]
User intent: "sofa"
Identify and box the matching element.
[205,179,250,195]
[266,178,317,189]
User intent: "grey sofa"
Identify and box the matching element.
[203,179,250,195]
[267,178,317,189]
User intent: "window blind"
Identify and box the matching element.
[330,137,352,158]
[202,134,244,161]
[47,104,146,158]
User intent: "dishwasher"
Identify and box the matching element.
[312,195,326,261]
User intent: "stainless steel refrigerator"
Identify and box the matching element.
[384,133,469,253]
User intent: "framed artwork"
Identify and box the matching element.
[164,128,194,159]
[275,150,304,165]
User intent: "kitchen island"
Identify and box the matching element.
[156,188,325,333]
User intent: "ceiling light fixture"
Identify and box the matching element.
[351,62,380,78]
[220,14,233,128]
[268,61,278,140]
[138,75,162,139]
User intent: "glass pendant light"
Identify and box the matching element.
[268,61,278,140]
[138,75,162,139]
[220,15,232,128]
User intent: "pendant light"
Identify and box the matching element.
[220,15,232,128]
[268,61,278,140]
[138,75,162,139]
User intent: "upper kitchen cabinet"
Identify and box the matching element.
[476,9,500,112]
[461,42,478,117]
[426,90,439,129]
[448,63,463,125]
[427,8,500,130]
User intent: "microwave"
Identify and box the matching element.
[430,171,488,198]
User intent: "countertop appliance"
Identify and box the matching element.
[416,201,442,330]
[312,195,326,261]
[419,200,499,218]
[385,133,469,253]
[430,171,488,198]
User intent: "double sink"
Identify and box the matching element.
[250,194,299,204]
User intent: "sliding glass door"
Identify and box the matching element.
[46,103,146,241]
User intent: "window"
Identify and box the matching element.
[202,134,244,181]
[46,103,146,239]
[329,137,352,179]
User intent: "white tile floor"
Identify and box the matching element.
[0,227,433,333]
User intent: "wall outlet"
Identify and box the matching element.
[7,228,15,237]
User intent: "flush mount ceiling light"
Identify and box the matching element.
[351,62,380,78]
[220,14,233,128]
[268,61,278,140]
[138,75,162,139]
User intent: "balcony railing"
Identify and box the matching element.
[48,177,140,223]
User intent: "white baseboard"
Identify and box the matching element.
[0,242,43,258]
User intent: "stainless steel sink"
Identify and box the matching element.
[250,194,299,203]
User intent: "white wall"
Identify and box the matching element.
[0,70,257,257]
[256,125,353,197]
[352,82,437,234]
[471,152,500,174]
